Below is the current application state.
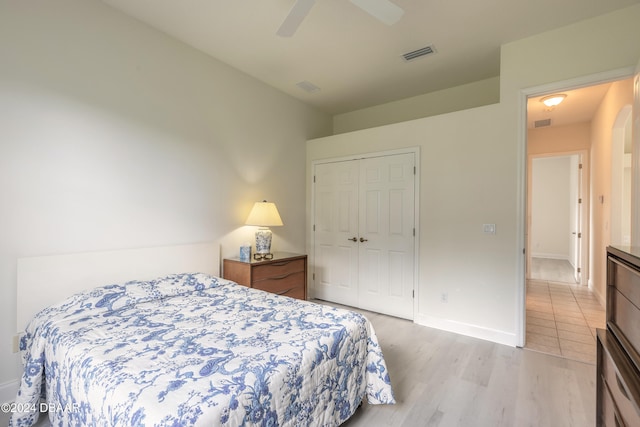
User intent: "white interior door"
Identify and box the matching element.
[357,154,415,318]
[313,160,359,306]
[312,152,416,319]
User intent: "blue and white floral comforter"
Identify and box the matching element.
[11,273,394,426]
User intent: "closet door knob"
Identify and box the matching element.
[360,237,368,242]
[348,237,357,242]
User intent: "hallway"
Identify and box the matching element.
[529,257,577,284]
[525,277,605,364]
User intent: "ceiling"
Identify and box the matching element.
[100,0,640,115]
[527,83,615,129]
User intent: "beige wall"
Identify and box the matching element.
[308,4,640,346]
[589,79,634,303]
[528,122,591,155]
[333,77,500,134]
[0,0,331,397]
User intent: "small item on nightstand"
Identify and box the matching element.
[239,244,252,262]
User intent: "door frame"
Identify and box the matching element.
[309,146,420,320]
[527,151,589,285]
[515,67,636,347]
[611,105,633,246]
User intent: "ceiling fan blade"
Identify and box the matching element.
[277,0,317,37]
[349,0,404,25]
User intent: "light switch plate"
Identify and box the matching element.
[483,224,496,234]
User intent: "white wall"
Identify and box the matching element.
[308,4,640,346]
[0,0,331,398]
[333,77,499,134]
[309,103,518,345]
[530,157,572,259]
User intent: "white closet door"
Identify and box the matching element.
[313,160,360,306]
[313,152,416,319]
[358,153,415,319]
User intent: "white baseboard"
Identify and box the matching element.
[531,253,570,261]
[415,314,517,347]
[0,379,19,404]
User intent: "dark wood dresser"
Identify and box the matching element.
[222,252,307,300]
[596,246,640,426]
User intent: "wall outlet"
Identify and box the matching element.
[12,335,20,353]
[440,292,448,303]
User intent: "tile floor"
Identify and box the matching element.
[525,279,606,364]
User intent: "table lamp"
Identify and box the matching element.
[245,200,283,259]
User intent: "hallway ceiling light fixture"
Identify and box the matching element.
[541,94,567,108]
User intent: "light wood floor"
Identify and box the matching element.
[4,300,598,427]
[339,305,596,427]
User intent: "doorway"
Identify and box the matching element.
[525,150,603,363]
[529,154,583,285]
[519,73,635,357]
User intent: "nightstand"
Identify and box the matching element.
[223,252,307,300]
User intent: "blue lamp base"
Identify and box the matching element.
[255,227,272,255]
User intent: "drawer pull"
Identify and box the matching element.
[270,272,294,280]
[616,373,631,401]
[276,287,294,296]
[270,261,291,267]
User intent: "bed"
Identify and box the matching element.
[11,244,394,426]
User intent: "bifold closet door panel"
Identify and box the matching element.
[313,160,359,307]
[357,154,415,319]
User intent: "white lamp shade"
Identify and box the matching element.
[245,201,283,227]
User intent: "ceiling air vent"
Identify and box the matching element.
[296,81,321,93]
[402,45,436,62]
[534,119,552,128]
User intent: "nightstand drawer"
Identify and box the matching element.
[222,253,307,300]
[253,259,305,281]
[253,271,305,297]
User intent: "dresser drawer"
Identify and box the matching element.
[599,330,640,426]
[607,256,640,372]
[600,378,622,427]
[253,271,305,299]
[253,259,305,281]
[608,256,640,310]
[610,288,640,369]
